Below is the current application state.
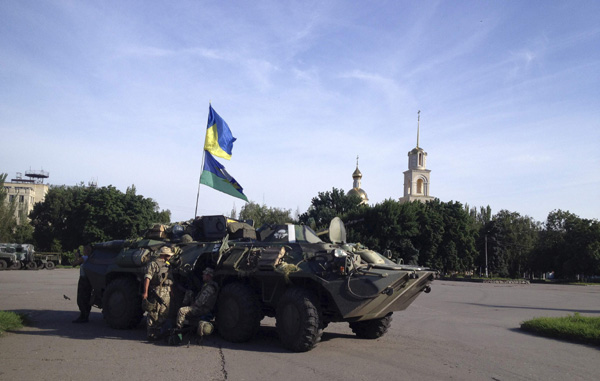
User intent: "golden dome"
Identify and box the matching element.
[348,187,368,202]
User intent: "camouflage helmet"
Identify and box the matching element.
[197,320,214,336]
[158,246,174,257]
[180,234,193,243]
[202,267,214,277]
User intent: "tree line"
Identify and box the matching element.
[2,174,598,279]
[239,188,599,280]
[1,176,170,253]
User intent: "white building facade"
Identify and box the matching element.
[3,171,49,224]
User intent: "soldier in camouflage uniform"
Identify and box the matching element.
[142,246,174,340]
[175,267,219,329]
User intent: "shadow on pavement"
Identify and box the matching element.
[6,308,357,353]
[5,309,146,341]
[459,303,600,314]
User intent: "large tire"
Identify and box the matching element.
[10,261,22,270]
[102,277,144,329]
[26,261,37,270]
[45,261,56,270]
[349,313,393,339]
[216,283,262,343]
[276,288,321,352]
[0,260,7,270]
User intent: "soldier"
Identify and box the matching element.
[72,244,93,323]
[175,267,219,329]
[142,246,174,340]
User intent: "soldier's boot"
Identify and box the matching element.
[72,313,89,323]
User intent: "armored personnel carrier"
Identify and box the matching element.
[84,216,434,352]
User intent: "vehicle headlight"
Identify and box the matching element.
[333,248,348,258]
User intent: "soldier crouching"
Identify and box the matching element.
[142,246,174,340]
[175,267,219,329]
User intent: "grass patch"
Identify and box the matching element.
[520,313,600,346]
[0,311,29,335]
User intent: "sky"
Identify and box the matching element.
[1,0,599,224]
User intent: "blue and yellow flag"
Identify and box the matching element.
[200,151,248,201]
[204,105,236,160]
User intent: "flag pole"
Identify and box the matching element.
[194,103,211,218]
[194,150,206,218]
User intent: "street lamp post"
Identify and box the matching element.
[485,233,489,278]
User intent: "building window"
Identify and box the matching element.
[19,195,25,203]
[418,153,423,166]
[417,179,423,194]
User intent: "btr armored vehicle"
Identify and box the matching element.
[84,216,435,352]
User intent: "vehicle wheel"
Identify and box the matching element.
[216,283,261,343]
[102,277,144,329]
[10,261,22,270]
[45,261,56,270]
[349,313,393,339]
[276,287,321,352]
[0,260,7,270]
[26,261,37,270]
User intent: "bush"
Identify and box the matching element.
[0,311,27,334]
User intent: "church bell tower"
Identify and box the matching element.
[399,111,434,203]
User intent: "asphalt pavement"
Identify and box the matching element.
[1,269,599,381]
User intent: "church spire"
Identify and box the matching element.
[352,155,362,180]
[416,110,420,149]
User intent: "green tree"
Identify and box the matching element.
[12,223,34,244]
[429,200,478,274]
[299,188,364,232]
[238,201,294,227]
[484,210,539,278]
[0,173,17,241]
[413,200,444,269]
[533,210,600,279]
[29,184,170,251]
[348,199,419,262]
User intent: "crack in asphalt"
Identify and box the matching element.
[218,344,228,380]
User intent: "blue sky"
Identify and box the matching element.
[1,0,599,223]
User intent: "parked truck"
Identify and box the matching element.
[0,243,59,270]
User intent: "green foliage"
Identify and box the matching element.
[303,194,478,273]
[531,210,600,278]
[238,201,294,227]
[0,173,18,241]
[520,313,600,346]
[29,184,170,251]
[422,200,478,273]
[483,210,540,278]
[298,188,364,232]
[12,223,34,244]
[347,199,419,262]
[0,311,27,334]
[299,188,598,278]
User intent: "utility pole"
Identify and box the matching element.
[485,233,489,278]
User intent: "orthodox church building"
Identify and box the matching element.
[399,111,434,203]
[347,156,369,205]
[348,112,433,205]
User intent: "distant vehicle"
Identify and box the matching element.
[0,243,56,270]
[84,216,435,351]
